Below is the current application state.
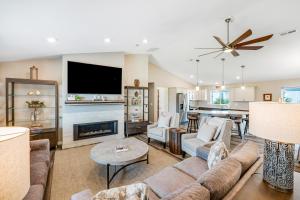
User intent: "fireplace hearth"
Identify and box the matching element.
[73,120,118,140]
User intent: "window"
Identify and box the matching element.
[281,87,300,103]
[211,90,230,105]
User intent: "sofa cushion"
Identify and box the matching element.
[31,149,50,166]
[162,183,210,200]
[174,157,208,179]
[197,123,217,142]
[207,141,229,169]
[30,162,49,188]
[229,141,259,174]
[23,184,44,200]
[144,167,195,198]
[197,158,242,200]
[71,189,93,200]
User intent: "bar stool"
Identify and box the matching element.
[187,114,199,133]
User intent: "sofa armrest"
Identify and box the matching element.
[181,133,197,140]
[30,139,50,151]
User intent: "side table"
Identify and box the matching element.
[169,128,187,155]
[233,165,300,200]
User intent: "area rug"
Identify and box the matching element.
[50,144,179,200]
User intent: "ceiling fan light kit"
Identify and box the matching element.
[196,17,273,58]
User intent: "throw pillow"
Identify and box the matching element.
[157,112,171,128]
[207,141,229,169]
[197,123,217,142]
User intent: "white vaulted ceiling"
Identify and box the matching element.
[1,0,300,84]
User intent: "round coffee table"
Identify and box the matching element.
[90,137,149,188]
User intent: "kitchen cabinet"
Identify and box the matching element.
[232,87,255,102]
[188,89,207,101]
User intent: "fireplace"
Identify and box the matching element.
[73,120,118,140]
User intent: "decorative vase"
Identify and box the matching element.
[134,79,140,87]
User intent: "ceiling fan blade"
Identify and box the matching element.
[198,50,223,57]
[231,49,240,57]
[213,36,227,48]
[235,46,264,50]
[214,51,224,59]
[229,29,252,47]
[194,47,223,50]
[235,34,273,47]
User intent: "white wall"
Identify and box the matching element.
[149,63,194,121]
[149,63,194,88]
[124,54,149,87]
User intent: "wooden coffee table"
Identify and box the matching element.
[90,137,149,188]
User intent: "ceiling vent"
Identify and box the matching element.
[147,48,160,52]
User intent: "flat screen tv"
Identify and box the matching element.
[68,61,122,94]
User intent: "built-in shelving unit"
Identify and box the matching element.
[124,86,149,137]
[5,78,58,149]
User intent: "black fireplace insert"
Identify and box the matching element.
[73,120,118,140]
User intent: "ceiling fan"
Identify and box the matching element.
[195,18,273,58]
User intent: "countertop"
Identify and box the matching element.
[188,109,249,116]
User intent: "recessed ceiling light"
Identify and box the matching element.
[104,38,111,43]
[236,76,240,80]
[142,39,148,44]
[46,37,57,43]
[215,82,219,85]
[189,75,194,79]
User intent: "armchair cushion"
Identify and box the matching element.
[182,138,207,154]
[157,112,172,128]
[196,123,217,142]
[148,127,165,137]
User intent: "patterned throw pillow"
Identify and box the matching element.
[207,141,229,169]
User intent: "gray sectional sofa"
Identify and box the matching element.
[144,141,262,200]
[24,139,52,200]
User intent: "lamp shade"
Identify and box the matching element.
[249,102,300,144]
[0,127,30,200]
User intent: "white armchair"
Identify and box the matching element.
[181,116,233,158]
[147,112,180,148]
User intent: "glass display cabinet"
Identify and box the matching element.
[5,78,58,148]
[124,86,149,137]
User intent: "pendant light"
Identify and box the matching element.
[240,65,246,90]
[195,59,200,91]
[221,58,226,90]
